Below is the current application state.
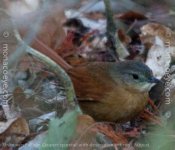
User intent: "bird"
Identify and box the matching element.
[67,60,159,122]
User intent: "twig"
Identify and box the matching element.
[104,0,118,60]
[104,0,129,60]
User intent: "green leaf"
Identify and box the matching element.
[40,108,80,150]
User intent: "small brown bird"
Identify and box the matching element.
[67,60,159,122]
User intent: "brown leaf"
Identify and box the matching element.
[75,115,95,135]
[13,87,44,120]
[0,117,29,145]
[118,29,131,46]
[13,87,36,108]
[116,11,147,22]
[140,23,175,47]
[17,3,66,50]
[36,11,66,50]
[70,115,96,150]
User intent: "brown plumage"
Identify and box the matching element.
[67,60,159,122]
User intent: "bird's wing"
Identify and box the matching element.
[68,63,114,102]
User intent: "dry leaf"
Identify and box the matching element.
[70,115,96,150]
[141,23,175,78]
[19,131,47,150]
[145,43,171,79]
[13,87,44,120]
[140,23,175,47]
[117,11,147,22]
[75,115,95,136]
[0,118,17,134]
[36,10,66,50]
[118,29,131,46]
[0,117,29,145]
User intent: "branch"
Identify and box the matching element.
[104,0,129,60]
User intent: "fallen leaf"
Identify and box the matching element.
[118,29,131,46]
[0,117,29,145]
[117,11,147,22]
[140,23,175,47]
[13,87,44,120]
[141,23,175,78]
[145,43,171,79]
[70,115,96,150]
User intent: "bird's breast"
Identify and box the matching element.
[102,87,148,122]
[80,86,148,122]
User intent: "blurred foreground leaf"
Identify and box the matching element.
[41,108,80,150]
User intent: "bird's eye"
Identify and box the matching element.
[132,74,139,80]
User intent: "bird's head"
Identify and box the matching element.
[109,60,160,92]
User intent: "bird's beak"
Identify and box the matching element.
[149,77,160,83]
